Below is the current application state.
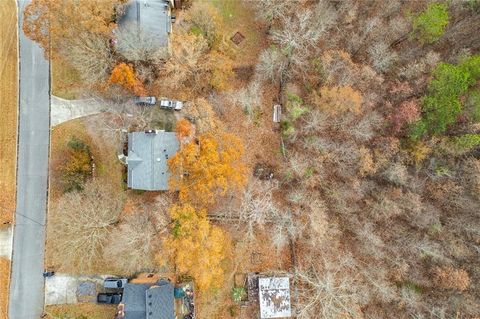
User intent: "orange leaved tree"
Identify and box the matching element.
[168,132,247,207]
[162,204,230,291]
[175,118,194,141]
[23,0,122,57]
[109,63,146,96]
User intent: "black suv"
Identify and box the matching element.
[97,293,122,304]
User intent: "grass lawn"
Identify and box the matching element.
[210,0,266,66]
[0,0,18,225]
[47,117,125,273]
[45,304,116,319]
[0,258,10,319]
[51,57,83,100]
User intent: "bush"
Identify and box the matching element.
[60,137,93,192]
[412,3,449,44]
[452,134,480,154]
[231,287,246,302]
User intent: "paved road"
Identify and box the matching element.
[9,0,50,318]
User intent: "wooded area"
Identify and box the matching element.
[20,0,480,318]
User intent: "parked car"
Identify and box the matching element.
[104,278,128,289]
[134,96,156,106]
[43,271,55,278]
[97,293,122,304]
[159,98,183,111]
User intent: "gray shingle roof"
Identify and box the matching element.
[123,281,174,319]
[118,0,171,50]
[127,131,179,191]
[146,280,174,319]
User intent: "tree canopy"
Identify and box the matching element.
[412,3,449,44]
[162,204,230,291]
[23,0,123,56]
[168,132,247,207]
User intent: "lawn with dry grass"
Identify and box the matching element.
[46,117,125,274]
[0,258,11,319]
[51,56,83,100]
[45,303,116,319]
[0,0,18,225]
[211,0,266,67]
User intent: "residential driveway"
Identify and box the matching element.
[0,226,12,259]
[45,274,111,305]
[51,96,107,126]
[9,0,50,318]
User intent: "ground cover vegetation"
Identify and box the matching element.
[22,0,480,318]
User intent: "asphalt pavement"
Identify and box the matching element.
[8,0,50,318]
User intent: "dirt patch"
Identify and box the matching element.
[0,0,18,225]
[45,304,116,319]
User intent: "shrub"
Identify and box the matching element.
[452,134,480,154]
[60,137,92,192]
[231,287,246,302]
[412,3,449,44]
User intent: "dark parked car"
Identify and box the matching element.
[97,293,122,304]
[134,96,156,106]
[104,278,128,289]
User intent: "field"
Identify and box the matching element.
[0,0,18,225]
[45,304,116,319]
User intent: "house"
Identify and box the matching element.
[116,280,175,319]
[117,0,175,54]
[258,277,292,319]
[126,130,179,191]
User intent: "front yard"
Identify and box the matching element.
[45,304,116,319]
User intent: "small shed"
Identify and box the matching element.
[258,277,292,319]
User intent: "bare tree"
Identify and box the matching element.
[249,0,299,26]
[104,210,159,275]
[227,80,262,115]
[161,32,210,91]
[115,24,168,63]
[48,179,125,271]
[255,47,290,85]
[368,42,398,73]
[62,32,114,86]
[295,256,364,319]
